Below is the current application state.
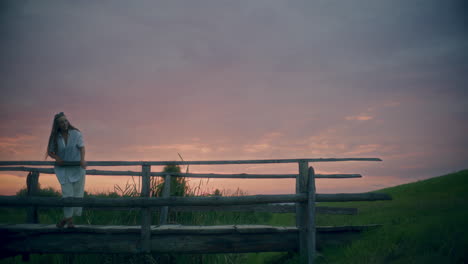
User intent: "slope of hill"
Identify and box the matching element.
[314,170,468,264]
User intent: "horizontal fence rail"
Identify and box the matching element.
[0,192,390,207]
[0,224,382,255]
[316,193,391,202]
[0,167,362,179]
[0,195,307,207]
[0,157,381,167]
[31,204,358,215]
[170,205,358,215]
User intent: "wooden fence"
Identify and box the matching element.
[0,158,391,264]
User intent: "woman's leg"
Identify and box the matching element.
[61,182,74,218]
[57,182,73,227]
[72,175,86,216]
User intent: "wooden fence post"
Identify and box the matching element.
[140,164,151,253]
[26,171,39,223]
[307,166,316,264]
[159,173,171,225]
[296,160,309,263]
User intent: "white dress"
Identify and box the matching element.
[53,129,85,185]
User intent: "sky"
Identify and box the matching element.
[0,0,467,196]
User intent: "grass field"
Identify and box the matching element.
[1,170,467,263]
[313,169,468,264]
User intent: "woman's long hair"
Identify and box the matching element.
[45,112,79,159]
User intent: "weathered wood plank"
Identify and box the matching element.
[234,225,295,234]
[158,173,361,179]
[0,224,380,254]
[0,231,297,254]
[84,205,356,215]
[0,192,390,207]
[0,157,382,167]
[152,172,298,178]
[151,225,297,235]
[315,206,358,215]
[0,224,379,234]
[0,167,142,176]
[26,171,39,224]
[169,205,357,215]
[170,204,298,213]
[0,167,54,173]
[0,192,390,208]
[0,224,142,234]
[0,167,362,179]
[316,193,392,202]
[307,166,316,264]
[0,194,308,207]
[297,161,309,264]
[87,169,141,176]
[77,204,357,215]
[316,225,382,232]
[159,174,171,225]
[315,174,361,179]
[148,233,298,253]
[140,165,151,253]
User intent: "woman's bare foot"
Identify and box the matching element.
[56,219,66,228]
[67,219,75,228]
[56,217,72,228]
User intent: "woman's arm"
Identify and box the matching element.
[48,152,64,165]
[80,146,86,169]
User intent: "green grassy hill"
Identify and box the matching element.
[311,169,468,264]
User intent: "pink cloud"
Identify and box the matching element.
[243,143,271,153]
[345,114,374,121]
[0,135,39,158]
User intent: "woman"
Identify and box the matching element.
[47,112,86,228]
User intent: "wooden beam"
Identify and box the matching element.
[0,168,362,179]
[307,167,316,264]
[0,167,54,173]
[26,171,39,224]
[169,205,357,215]
[296,160,309,264]
[0,223,380,234]
[0,157,382,167]
[159,174,171,225]
[316,193,392,202]
[159,173,362,179]
[0,192,391,208]
[151,172,298,178]
[315,174,361,179]
[0,192,391,207]
[316,206,357,215]
[0,224,381,254]
[140,165,151,253]
[0,224,297,254]
[0,167,143,176]
[316,225,382,232]
[0,194,308,207]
